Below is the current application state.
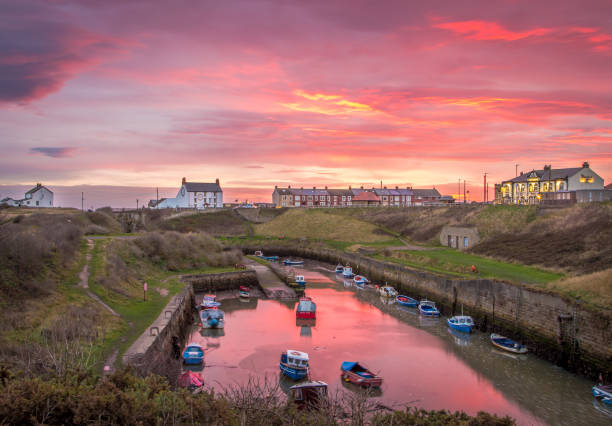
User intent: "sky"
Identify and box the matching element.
[1,0,611,207]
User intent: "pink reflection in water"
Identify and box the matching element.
[187,287,542,424]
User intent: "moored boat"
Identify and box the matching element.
[353,275,368,285]
[284,258,304,265]
[201,309,225,328]
[203,294,216,302]
[289,381,328,410]
[396,295,418,307]
[342,266,354,278]
[490,333,528,354]
[296,296,316,319]
[379,286,398,298]
[254,250,263,257]
[447,315,474,333]
[182,342,204,365]
[280,349,309,380]
[340,362,383,388]
[593,384,612,405]
[295,275,306,286]
[263,255,279,261]
[335,264,344,273]
[418,300,440,317]
[178,370,204,389]
[239,286,250,298]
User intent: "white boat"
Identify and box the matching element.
[295,275,306,286]
[342,266,354,278]
[254,250,263,257]
[353,275,369,285]
[379,286,397,297]
[201,309,225,329]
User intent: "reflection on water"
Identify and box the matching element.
[183,260,609,425]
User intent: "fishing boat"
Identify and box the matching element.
[279,350,309,380]
[447,315,474,333]
[203,294,216,302]
[593,384,612,405]
[182,343,204,365]
[254,250,263,257]
[295,275,306,286]
[396,295,418,307]
[178,370,204,390]
[335,264,344,273]
[289,381,328,410]
[263,255,279,261]
[200,309,225,328]
[239,286,250,298]
[284,258,304,265]
[418,300,440,317]
[200,300,221,310]
[342,266,354,278]
[353,275,368,285]
[340,362,383,388]
[490,333,528,354]
[379,286,398,298]
[296,296,316,319]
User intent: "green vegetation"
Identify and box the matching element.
[543,268,612,310]
[376,248,563,284]
[0,368,515,425]
[324,238,404,252]
[159,209,248,236]
[247,255,271,266]
[254,208,394,242]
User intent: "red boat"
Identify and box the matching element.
[340,362,383,388]
[178,370,204,390]
[296,297,316,319]
[239,286,250,298]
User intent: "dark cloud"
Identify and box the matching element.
[30,147,76,158]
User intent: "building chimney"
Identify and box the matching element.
[275,185,278,189]
[325,186,328,189]
[520,171,523,176]
[349,185,352,190]
[288,185,291,188]
[181,177,186,185]
[360,185,364,189]
[384,186,387,189]
[395,186,399,189]
[216,178,220,185]
[582,161,589,168]
[313,186,316,190]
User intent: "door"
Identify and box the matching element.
[447,235,452,247]
[455,236,459,248]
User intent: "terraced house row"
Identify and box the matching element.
[272,185,450,207]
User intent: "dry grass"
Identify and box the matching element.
[544,268,612,309]
[159,209,248,236]
[254,209,392,242]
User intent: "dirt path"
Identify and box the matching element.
[392,238,434,251]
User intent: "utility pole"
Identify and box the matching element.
[458,179,461,203]
[136,199,139,210]
[483,173,488,203]
[81,192,84,211]
[515,164,519,177]
[463,180,466,204]
[156,187,159,204]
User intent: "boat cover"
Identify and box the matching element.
[341,361,357,371]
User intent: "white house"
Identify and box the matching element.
[0,197,18,207]
[154,178,223,209]
[15,184,54,208]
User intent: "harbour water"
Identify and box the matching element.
[184,260,610,425]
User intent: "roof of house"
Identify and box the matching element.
[327,189,353,196]
[504,167,583,183]
[352,191,380,202]
[605,183,612,189]
[412,188,441,198]
[25,184,52,195]
[184,182,222,192]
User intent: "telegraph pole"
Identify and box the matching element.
[156,187,159,204]
[136,199,139,210]
[463,180,466,204]
[515,164,519,177]
[483,173,488,203]
[458,179,461,203]
[81,192,84,211]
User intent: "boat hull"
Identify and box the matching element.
[593,385,612,405]
[340,363,382,388]
[296,311,315,319]
[447,320,472,333]
[280,362,309,380]
[396,296,418,307]
[490,333,527,354]
[284,260,304,265]
[239,291,250,298]
[418,306,440,317]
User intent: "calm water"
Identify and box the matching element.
[184,260,610,425]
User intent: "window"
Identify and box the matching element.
[36,201,39,206]
[463,237,469,248]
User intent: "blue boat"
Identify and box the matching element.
[279,349,309,380]
[593,384,612,405]
[182,342,204,365]
[284,259,304,265]
[447,315,474,333]
[353,275,368,285]
[342,266,354,278]
[263,255,279,261]
[418,300,440,317]
[200,309,225,329]
[335,264,344,273]
[295,275,306,286]
[490,333,528,354]
[396,295,418,307]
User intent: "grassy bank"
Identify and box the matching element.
[375,248,563,284]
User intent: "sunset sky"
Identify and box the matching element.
[1,0,610,207]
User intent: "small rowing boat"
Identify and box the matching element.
[396,295,418,307]
[490,333,527,354]
[342,266,354,278]
[340,362,382,388]
[239,286,250,298]
[379,286,398,298]
[447,315,474,333]
[284,259,304,265]
[182,342,204,365]
[418,300,440,317]
[353,275,368,285]
[335,264,344,273]
[593,384,612,405]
